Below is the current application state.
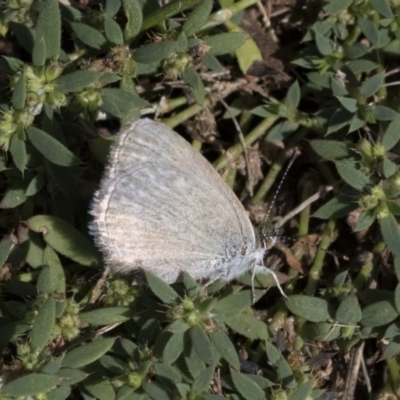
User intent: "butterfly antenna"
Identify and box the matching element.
[263,148,298,237]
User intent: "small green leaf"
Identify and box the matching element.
[225,314,269,340]
[144,271,179,305]
[55,368,88,385]
[10,22,35,54]
[314,31,333,55]
[286,80,301,111]
[181,67,205,105]
[265,341,281,365]
[32,36,46,67]
[0,235,13,270]
[336,96,358,113]
[35,0,61,59]
[163,331,184,364]
[336,295,362,323]
[190,325,215,365]
[82,372,116,400]
[211,330,240,370]
[230,370,265,400]
[104,15,124,44]
[380,213,400,258]
[39,246,66,294]
[395,283,400,314]
[277,358,296,388]
[327,108,353,134]
[0,179,28,208]
[27,215,100,266]
[122,0,142,43]
[383,157,397,178]
[56,70,102,92]
[10,135,27,173]
[359,18,380,47]
[12,75,26,110]
[99,88,147,118]
[335,161,371,191]
[323,0,352,14]
[373,105,399,121]
[182,0,212,36]
[360,72,385,97]
[62,338,116,368]
[286,295,331,322]
[310,139,352,160]
[2,373,60,397]
[354,210,376,232]
[370,0,393,17]
[31,296,56,353]
[192,365,214,393]
[80,307,133,326]
[361,300,398,327]
[27,127,80,166]
[133,40,177,64]
[382,116,400,150]
[143,383,170,400]
[213,290,253,318]
[71,22,106,49]
[289,380,315,400]
[203,32,247,56]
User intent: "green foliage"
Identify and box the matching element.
[2,0,400,398]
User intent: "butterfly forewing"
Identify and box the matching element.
[90,119,257,283]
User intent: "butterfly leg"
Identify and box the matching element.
[251,265,287,303]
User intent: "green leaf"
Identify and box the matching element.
[382,116,400,150]
[122,0,142,43]
[327,108,353,134]
[12,75,26,110]
[181,67,205,105]
[190,325,215,365]
[370,0,393,18]
[10,22,35,53]
[104,15,124,44]
[211,330,240,370]
[289,380,314,400]
[0,235,13,270]
[361,300,398,327]
[336,295,362,323]
[323,0,352,14]
[56,70,102,92]
[265,341,281,365]
[27,215,100,266]
[380,213,400,258]
[55,368,88,385]
[266,120,299,141]
[0,179,28,208]
[27,127,80,166]
[62,338,116,368]
[395,283,400,314]
[182,0,212,36]
[133,40,177,64]
[310,139,352,160]
[373,105,399,121]
[163,331,184,364]
[225,314,269,340]
[143,383,170,400]
[82,372,116,400]
[39,246,66,294]
[10,135,27,173]
[2,373,60,397]
[314,31,333,55]
[32,36,46,67]
[31,296,56,353]
[203,32,247,56]
[336,96,358,113]
[383,157,397,178]
[354,210,376,232]
[144,271,179,305]
[277,357,296,388]
[359,18,380,47]
[26,173,46,196]
[105,0,121,17]
[192,365,214,393]
[230,370,265,400]
[71,22,106,49]
[35,0,61,59]
[360,72,385,98]
[285,80,301,111]
[213,290,253,318]
[99,88,147,118]
[335,161,371,191]
[80,307,133,326]
[286,295,331,322]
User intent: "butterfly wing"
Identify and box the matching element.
[90,119,257,282]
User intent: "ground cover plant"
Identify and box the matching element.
[1,0,400,398]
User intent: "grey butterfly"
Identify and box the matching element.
[89,118,284,295]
